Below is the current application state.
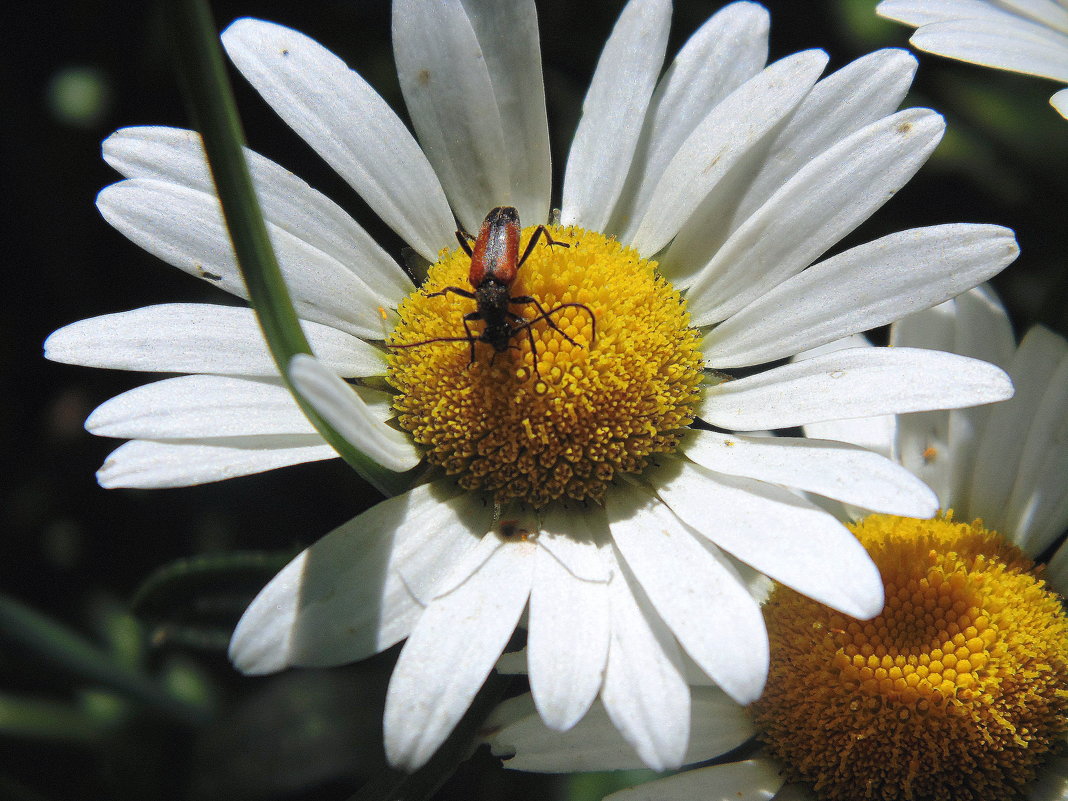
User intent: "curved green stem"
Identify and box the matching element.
[166,0,411,498]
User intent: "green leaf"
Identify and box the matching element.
[131,551,296,651]
[165,0,412,498]
[0,595,207,726]
[131,550,294,616]
[0,693,108,744]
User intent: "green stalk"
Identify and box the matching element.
[166,0,410,497]
[0,595,206,727]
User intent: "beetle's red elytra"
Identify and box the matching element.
[390,206,597,378]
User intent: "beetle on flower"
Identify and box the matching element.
[46,0,1018,771]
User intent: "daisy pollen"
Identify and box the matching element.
[752,513,1068,801]
[388,221,702,507]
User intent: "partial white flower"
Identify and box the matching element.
[488,286,1068,799]
[877,0,1068,118]
[808,284,1068,583]
[46,0,1019,772]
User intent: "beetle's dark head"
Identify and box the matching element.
[485,206,520,227]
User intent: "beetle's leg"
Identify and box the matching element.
[518,225,570,268]
[455,228,476,257]
[523,323,542,379]
[462,311,481,365]
[388,307,481,354]
[510,296,578,346]
[388,333,477,350]
[512,299,597,347]
[426,285,477,300]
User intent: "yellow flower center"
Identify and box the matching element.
[386,224,702,507]
[751,514,1068,801]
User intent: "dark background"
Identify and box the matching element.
[3,1,1066,799]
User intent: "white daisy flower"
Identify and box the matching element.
[877,0,1068,118]
[488,286,1068,799]
[45,0,1019,772]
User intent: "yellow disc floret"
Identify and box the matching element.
[751,514,1068,801]
[386,224,702,507]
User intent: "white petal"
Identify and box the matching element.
[1051,87,1068,118]
[384,538,535,770]
[611,2,769,236]
[44,304,385,377]
[288,354,420,472]
[650,459,885,620]
[703,222,1017,364]
[102,126,414,303]
[939,284,1017,369]
[561,0,671,232]
[393,0,549,231]
[607,757,786,801]
[686,111,947,327]
[607,484,768,704]
[630,50,829,257]
[797,337,897,456]
[97,180,395,339]
[527,543,610,731]
[228,481,479,673]
[86,376,310,438]
[487,686,752,772]
[878,0,1036,26]
[911,18,1068,82]
[97,436,336,488]
[938,287,1017,507]
[488,695,647,771]
[989,0,1068,32]
[663,48,919,290]
[803,415,897,460]
[699,347,1014,430]
[686,686,757,763]
[1002,333,1068,553]
[1047,540,1068,596]
[460,0,552,224]
[891,286,1015,508]
[681,429,937,517]
[1009,430,1068,556]
[538,502,613,582]
[394,510,495,606]
[221,19,455,261]
[726,49,920,237]
[886,301,958,503]
[600,554,690,772]
[968,326,1067,534]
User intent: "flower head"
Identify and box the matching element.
[877,0,1068,119]
[46,0,1019,772]
[488,288,1068,798]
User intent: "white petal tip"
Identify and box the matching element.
[840,582,886,622]
[538,708,585,734]
[1051,89,1068,119]
[220,16,261,42]
[227,646,287,677]
[384,739,432,774]
[287,354,421,473]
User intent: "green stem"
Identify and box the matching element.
[0,595,206,727]
[166,0,410,497]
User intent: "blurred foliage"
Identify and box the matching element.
[4,0,1066,799]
